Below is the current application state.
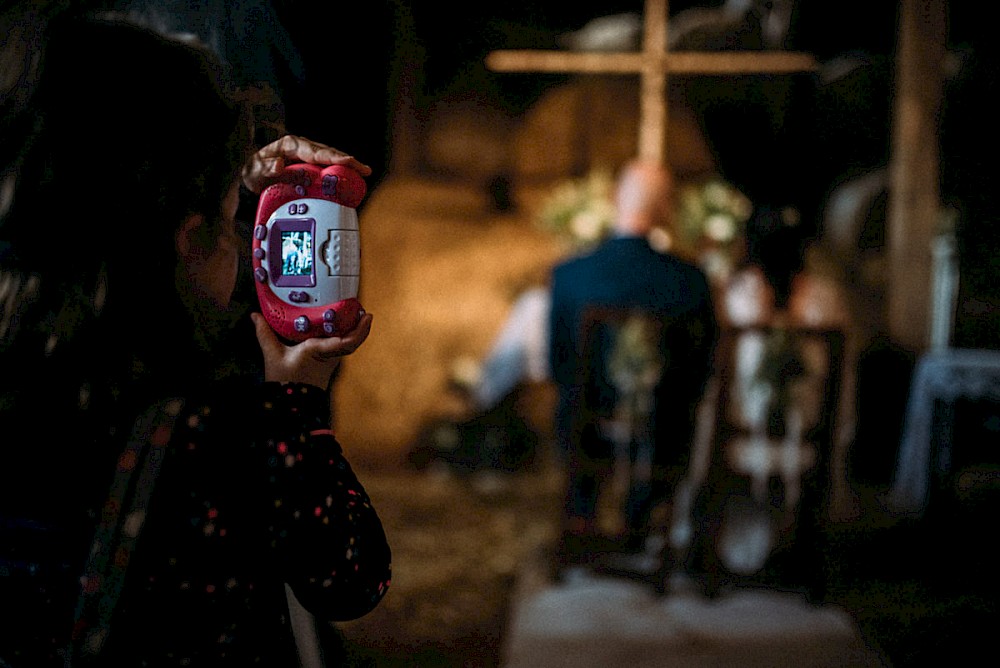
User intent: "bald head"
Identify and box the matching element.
[614,160,673,237]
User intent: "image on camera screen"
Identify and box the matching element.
[280,230,313,277]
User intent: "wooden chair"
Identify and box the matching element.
[684,324,846,599]
[556,305,706,584]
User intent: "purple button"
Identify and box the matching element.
[323,309,336,322]
[322,174,339,197]
[294,316,309,332]
[254,268,268,282]
[322,322,336,334]
[295,185,306,196]
[254,225,267,240]
[253,248,265,260]
[289,291,310,303]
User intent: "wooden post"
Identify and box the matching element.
[887,0,947,352]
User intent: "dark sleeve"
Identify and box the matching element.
[548,267,576,389]
[253,382,391,621]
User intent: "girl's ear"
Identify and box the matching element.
[176,213,207,259]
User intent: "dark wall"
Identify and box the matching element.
[269,1,407,192]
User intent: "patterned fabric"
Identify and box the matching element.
[73,398,185,662]
[1,382,391,667]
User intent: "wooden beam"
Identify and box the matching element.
[888,0,947,352]
[485,51,818,76]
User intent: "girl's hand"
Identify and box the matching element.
[242,135,372,194]
[251,311,373,389]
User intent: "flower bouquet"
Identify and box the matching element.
[536,169,618,252]
[674,178,753,283]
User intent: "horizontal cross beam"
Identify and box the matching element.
[485,51,818,76]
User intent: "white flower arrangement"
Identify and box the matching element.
[675,177,753,282]
[536,169,617,251]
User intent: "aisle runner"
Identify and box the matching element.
[501,568,881,668]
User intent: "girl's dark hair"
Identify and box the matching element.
[1,14,252,371]
[743,205,807,308]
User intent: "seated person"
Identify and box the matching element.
[720,205,857,520]
[548,160,718,569]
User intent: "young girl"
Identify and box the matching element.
[1,10,389,666]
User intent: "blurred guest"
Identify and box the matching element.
[721,205,857,519]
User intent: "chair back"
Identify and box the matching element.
[572,306,705,477]
[688,323,846,596]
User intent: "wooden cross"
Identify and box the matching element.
[485,0,817,165]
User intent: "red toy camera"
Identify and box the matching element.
[252,163,366,342]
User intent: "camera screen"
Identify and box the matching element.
[280,230,313,277]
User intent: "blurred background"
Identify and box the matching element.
[74,1,1000,665]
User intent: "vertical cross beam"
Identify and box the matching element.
[640,0,669,164]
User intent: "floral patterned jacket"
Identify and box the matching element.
[0,381,391,667]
